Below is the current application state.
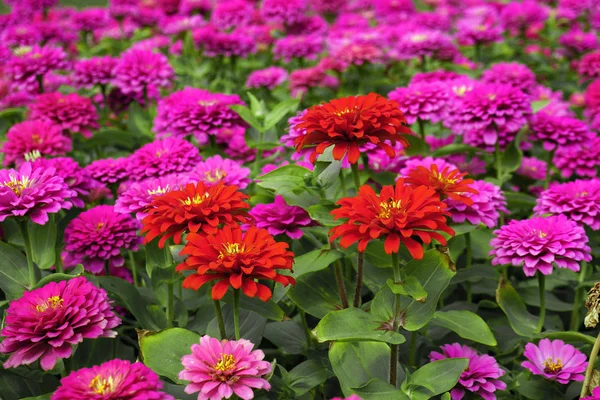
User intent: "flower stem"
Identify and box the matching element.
[570,261,588,331]
[334,260,349,309]
[350,162,361,192]
[233,289,241,340]
[128,250,137,287]
[253,131,265,178]
[18,220,36,289]
[536,273,546,333]
[494,142,502,181]
[390,252,401,387]
[213,299,227,339]
[408,331,418,367]
[581,330,600,398]
[353,253,364,308]
[167,280,174,328]
[544,149,555,189]
[417,118,426,141]
[465,232,472,303]
[339,171,348,197]
[300,309,312,348]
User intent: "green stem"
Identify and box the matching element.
[536,273,546,333]
[420,55,428,72]
[339,171,348,197]
[100,84,108,117]
[495,142,502,181]
[36,75,44,94]
[213,299,227,339]
[570,261,588,331]
[417,118,426,141]
[353,253,364,308]
[390,252,401,387]
[350,162,361,192]
[209,134,217,150]
[544,149,555,189]
[475,43,482,63]
[233,289,241,340]
[62,356,74,378]
[334,260,349,309]
[581,330,600,398]
[128,250,137,287]
[408,331,418,367]
[300,309,312,348]
[18,220,36,288]
[465,233,472,303]
[167,281,174,328]
[253,131,265,177]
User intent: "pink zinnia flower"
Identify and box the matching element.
[446,180,508,228]
[179,335,272,400]
[583,387,600,400]
[554,137,600,178]
[289,67,339,97]
[367,141,408,173]
[388,82,449,125]
[260,0,306,25]
[273,35,324,62]
[534,179,600,230]
[392,30,453,60]
[188,155,251,189]
[71,8,109,31]
[373,0,415,23]
[202,29,257,58]
[517,156,547,181]
[154,88,245,144]
[410,70,465,85]
[129,137,202,181]
[0,161,73,224]
[211,0,254,30]
[28,92,99,138]
[429,343,506,400]
[6,45,67,90]
[73,56,118,89]
[85,157,130,185]
[2,24,42,46]
[500,0,548,33]
[579,51,600,80]
[52,359,173,400]
[112,47,174,97]
[399,156,458,177]
[246,67,288,90]
[456,19,503,46]
[160,15,205,36]
[490,215,591,277]
[445,154,487,177]
[560,27,599,55]
[32,157,93,208]
[481,62,537,95]
[249,195,313,239]
[63,205,142,273]
[0,277,120,370]
[332,43,384,67]
[1,120,71,166]
[529,113,593,151]
[522,339,587,384]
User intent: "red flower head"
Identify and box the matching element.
[330,179,454,259]
[294,93,412,164]
[176,226,295,301]
[141,182,250,248]
[404,164,478,206]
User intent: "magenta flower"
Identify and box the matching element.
[1,24,42,46]
[159,15,205,36]
[500,0,548,33]
[246,67,288,90]
[517,156,547,181]
[129,137,202,181]
[481,62,537,95]
[52,359,173,400]
[410,70,465,85]
[456,19,503,46]
[211,0,254,30]
[289,67,339,97]
[249,195,313,239]
[330,396,362,400]
[0,161,73,224]
[260,0,306,25]
[522,339,587,384]
[154,88,245,144]
[490,215,591,277]
[112,47,174,97]
[373,0,415,23]
[115,174,191,220]
[429,343,506,400]
[367,141,408,174]
[388,82,449,125]
[71,8,109,31]
[6,45,67,89]
[0,277,120,370]
[220,126,257,162]
[560,27,599,55]
[580,51,600,81]
[446,180,508,228]
[274,35,324,62]
[554,137,600,178]
[534,179,600,230]
[202,29,257,58]
[1,120,71,166]
[445,154,487,176]
[179,335,272,400]
[73,56,118,89]
[399,156,458,177]
[28,92,99,138]
[583,387,600,400]
[529,113,593,151]
[332,43,384,67]
[32,157,93,208]
[0,91,35,110]
[188,155,251,189]
[85,157,130,185]
[392,30,454,60]
[63,205,142,273]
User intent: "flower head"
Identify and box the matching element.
[289,66,339,97]
[481,62,537,95]
[0,161,73,224]
[456,19,503,46]
[522,339,587,384]
[388,82,449,125]
[529,113,593,151]
[1,120,71,166]
[73,56,118,89]
[582,387,600,400]
[85,157,130,185]
[0,277,120,370]
[554,137,600,179]
[404,164,477,205]
[560,27,599,55]
[500,0,548,33]
[392,30,454,60]
[32,157,93,208]
[28,92,99,138]
[446,180,508,228]
[490,215,591,277]
[200,29,257,58]
[211,0,254,30]
[2,24,42,46]
[517,156,547,181]
[142,182,250,248]
[113,48,174,97]
[249,195,313,239]
[188,155,251,189]
[63,205,142,273]
[52,359,174,400]
[180,335,271,400]
[6,45,67,88]
[274,35,323,63]
[72,8,109,31]
[260,0,306,25]
[330,179,454,259]
[429,343,506,400]
[579,51,600,80]
[246,67,288,90]
[295,93,411,164]
[129,137,202,181]
[177,225,295,301]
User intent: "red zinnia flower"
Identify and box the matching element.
[176,226,295,301]
[141,182,250,248]
[404,164,478,206]
[294,93,411,164]
[330,179,454,259]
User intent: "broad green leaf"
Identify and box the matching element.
[264,321,307,354]
[0,240,30,297]
[496,279,537,337]
[353,379,409,400]
[72,337,134,370]
[432,144,481,157]
[531,99,550,113]
[139,328,200,384]
[128,102,153,138]
[247,92,265,119]
[220,291,284,321]
[230,104,262,132]
[314,160,342,189]
[288,268,348,318]
[264,98,299,130]
[501,141,523,175]
[293,247,343,278]
[314,308,406,344]
[257,165,318,209]
[505,192,537,210]
[287,360,330,396]
[206,306,267,344]
[308,203,341,227]
[387,276,427,302]
[406,358,469,400]
[404,134,429,156]
[145,239,173,278]
[34,265,84,289]
[542,331,596,345]
[329,342,390,397]
[431,310,497,346]
[28,217,56,270]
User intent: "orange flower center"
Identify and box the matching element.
[488,93,497,100]
[96,222,105,231]
[36,295,64,312]
[543,357,562,374]
[1,175,32,196]
[181,192,209,206]
[204,169,226,183]
[378,200,403,219]
[218,242,245,259]
[89,374,116,395]
[214,354,236,373]
[31,134,42,144]
[577,191,588,197]
[155,149,167,157]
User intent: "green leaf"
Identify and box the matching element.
[308,203,341,227]
[264,99,299,131]
[230,104,263,132]
[145,239,173,278]
[34,265,84,289]
[315,160,342,189]
[496,279,537,337]
[293,247,343,278]
[27,217,57,270]
[531,100,550,113]
[288,268,348,318]
[21,395,51,400]
[220,291,284,321]
[404,134,429,156]
[96,276,161,331]
[287,360,330,396]
[501,141,523,175]
[329,342,390,397]
[505,192,537,209]
[80,127,138,150]
[264,321,307,354]
[72,337,134,370]
[206,307,267,344]
[431,310,497,346]
[127,102,153,138]
[247,92,266,119]
[432,144,481,157]
[353,379,409,400]
[139,328,200,384]
[387,276,427,302]
[314,308,406,344]
[542,331,596,345]
[0,240,30,298]
[407,358,469,400]
[257,165,318,209]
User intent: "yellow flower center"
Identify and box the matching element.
[204,169,226,183]
[96,222,105,231]
[13,46,32,56]
[219,243,244,259]
[155,149,167,158]
[543,357,563,374]
[333,106,357,117]
[432,170,458,186]
[89,375,116,395]
[577,191,588,197]
[453,85,469,97]
[488,93,497,101]
[24,150,41,162]
[147,185,170,196]
[378,200,403,219]
[410,34,428,43]
[36,295,64,312]
[198,100,217,106]
[214,354,236,373]
[180,192,209,206]
[31,134,42,144]
[1,174,32,196]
